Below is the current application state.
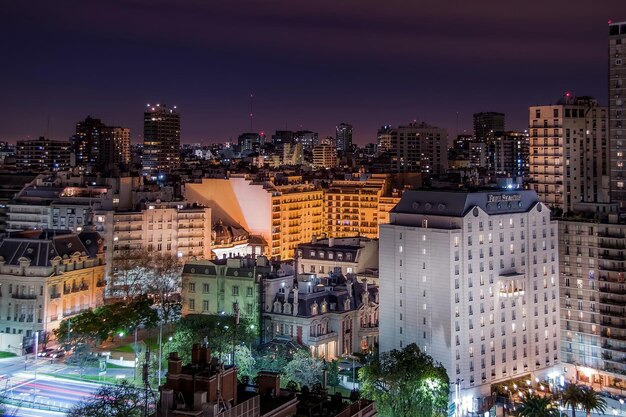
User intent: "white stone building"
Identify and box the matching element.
[379,190,561,413]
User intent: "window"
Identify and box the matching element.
[188,282,196,293]
[232,286,239,296]
[203,283,209,293]
[202,300,209,311]
[247,287,253,297]
[188,299,195,311]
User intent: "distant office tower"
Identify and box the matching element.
[473,112,505,142]
[73,116,106,168]
[335,123,353,153]
[609,21,626,209]
[377,125,392,152]
[312,145,337,169]
[238,132,264,152]
[493,131,530,178]
[293,131,318,150]
[529,95,609,212]
[380,190,560,407]
[143,104,180,174]
[390,122,448,174]
[282,143,304,165]
[100,127,131,169]
[15,137,71,172]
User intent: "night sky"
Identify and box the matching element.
[0,0,623,144]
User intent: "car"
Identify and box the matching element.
[51,349,66,358]
[38,348,54,357]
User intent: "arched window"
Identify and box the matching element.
[318,251,325,259]
[273,301,282,313]
[328,252,334,260]
[311,302,318,316]
[337,252,344,261]
[346,253,353,261]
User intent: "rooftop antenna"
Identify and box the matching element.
[249,93,254,131]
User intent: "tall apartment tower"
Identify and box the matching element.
[609,22,626,208]
[390,122,448,174]
[473,112,505,142]
[101,127,131,170]
[143,104,180,174]
[74,116,106,168]
[380,190,560,410]
[529,95,609,213]
[335,123,353,153]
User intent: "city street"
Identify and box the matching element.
[0,355,135,416]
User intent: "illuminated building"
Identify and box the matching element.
[142,104,180,174]
[15,137,71,172]
[391,122,448,174]
[312,144,337,169]
[609,21,626,209]
[0,229,105,352]
[335,123,353,153]
[380,190,560,409]
[185,177,323,260]
[529,95,609,212]
[324,174,393,239]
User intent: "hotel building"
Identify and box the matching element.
[380,190,560,412]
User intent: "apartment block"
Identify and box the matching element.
[390,122,448,174]
[609,22,626,208]
[529,95,609,213]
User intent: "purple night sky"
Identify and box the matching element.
[0,0,623,144]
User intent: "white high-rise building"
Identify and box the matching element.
[380,190,561,412]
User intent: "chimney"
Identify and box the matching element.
[192,343,201,364]
[258,371,281,397]
[168,352,182,375]
[328,237,335,247]
[312,235,317,244]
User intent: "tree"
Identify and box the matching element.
[516,394,560,417]
[65,343,99,378]
[234,345,255,381]
[327,359,341,392]
[359,343,449,417]
[561,383,585,417]
[66,380,149,417]
[579,386,607,417]
[284,350,325,389]
[109,250,150,301]
[146,253,182,323]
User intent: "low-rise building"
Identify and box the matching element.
[296,237,378,278]
[262,272,379,359]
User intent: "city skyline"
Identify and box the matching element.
[0,1,623,144]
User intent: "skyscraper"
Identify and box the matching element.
[335,123,353,153]
[529,95,609,213]
[142,104,180,174]
[473,112,505,142]
[73,116,106,168]
[609,21,626,209]
[101,126,131,169]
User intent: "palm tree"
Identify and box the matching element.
[562,383,585,417]
[517,393,560,417]
[579,387,607,417]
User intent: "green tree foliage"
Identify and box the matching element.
[234,345,255,381]
[54,297,158,348]
[162,314,256,364]
[561,383,585,417]
[359,343,449,417]
[65,343,99,377]
[579,386,607,417]
[516,393,560,417]
[66,380,148,417]
[284,350,325,389]
[327,359,341,390]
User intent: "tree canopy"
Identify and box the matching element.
[66,380,151,417]
[359,343,449,417]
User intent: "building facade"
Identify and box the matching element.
[529,95,609,213]
[473,112,505,142]
[0,230,105,351]
[380,190,560,410]
[335,123,353,153]
[609,22,626,209]
[312,145,337,169]
[15,138,71,172]
[296,236,379,278]
[391,122,448,174]
[143,104,180,174]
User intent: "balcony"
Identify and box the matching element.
[50,293,61,299]
[12,293,37,300]
[308,331,337,344]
